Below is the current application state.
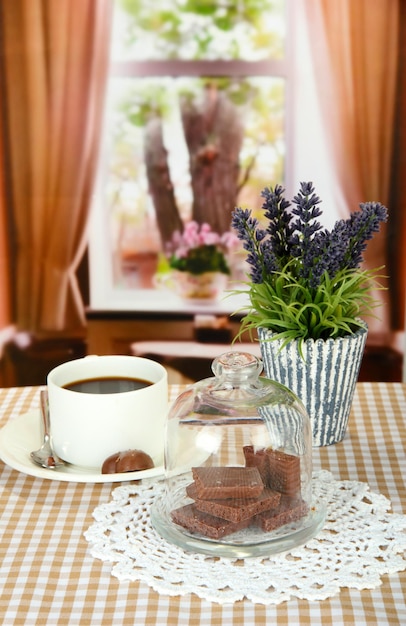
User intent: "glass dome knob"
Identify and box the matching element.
[211,351,263,383]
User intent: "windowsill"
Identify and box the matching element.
[88,288,250,316]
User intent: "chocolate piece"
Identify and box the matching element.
[101,452,121,474]
[101,449,154,474]
[256,496,309,532]
[192,466,263,500]
[243,445,268,485]
[186,482,281,523]
[243,446,301,497]
[266,449,301,497]
[171,503,251,539]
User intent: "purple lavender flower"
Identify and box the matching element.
[231,182,388,342]
[301,202,388,285]
[338,201,388,269]
[232,208,278,283]
[232,183,387,288]
[260,184,294,260]
[297,229,330,287]
[290,182,323,260]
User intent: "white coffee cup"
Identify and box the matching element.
[47,355,168,470]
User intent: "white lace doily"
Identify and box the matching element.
[84,470,406,605]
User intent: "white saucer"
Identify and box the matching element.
[0,410,166,483]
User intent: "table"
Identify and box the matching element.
[131,340,262,360]
[0,383,405,625]
[131,340,262,381]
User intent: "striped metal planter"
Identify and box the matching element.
[258,325,368,447]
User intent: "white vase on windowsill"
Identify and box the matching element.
[173,270,228,302]
[154,270,228,303]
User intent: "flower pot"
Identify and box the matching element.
[258,325,368,446]
[173,271,228,302]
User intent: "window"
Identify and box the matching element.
[89,0,293,311]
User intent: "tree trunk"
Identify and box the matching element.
[144,85,245,244]
[144,117,183,246]
[181,84,244,234]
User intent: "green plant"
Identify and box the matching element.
[231,182,388,347]
[167,221,239,275]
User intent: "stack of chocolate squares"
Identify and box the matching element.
[171,446,308,540]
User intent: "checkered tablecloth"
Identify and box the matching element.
[0,383,405,625]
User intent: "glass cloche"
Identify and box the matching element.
[151,351,325,557]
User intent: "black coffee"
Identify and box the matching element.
[63,376,153,394]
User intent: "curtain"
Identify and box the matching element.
[388,2,406,331]
[0,0,112,333]
[0,107,11,329]
[303,0,400,342]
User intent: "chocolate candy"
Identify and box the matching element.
[186,482,281,523]
[256,496,309,532]
[171,449,307,540]
[171,503,251,539]
[192,466,264,500]
[242,445,269,485]
[243,446,301,497]
[101,449,154,474]
[266,449,301,497]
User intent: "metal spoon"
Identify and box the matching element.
[30,389,65,469]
